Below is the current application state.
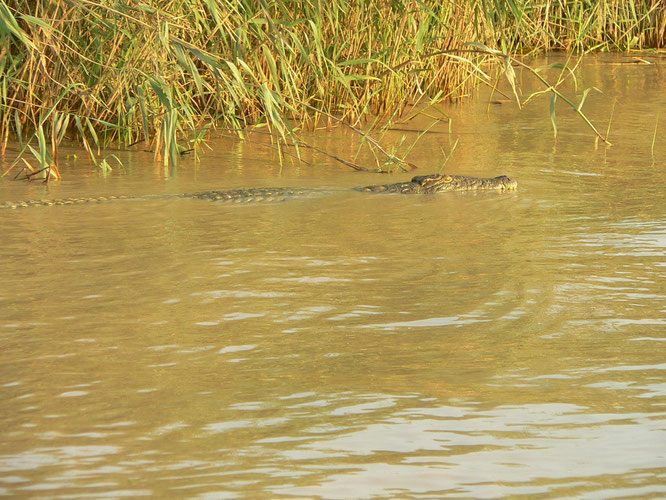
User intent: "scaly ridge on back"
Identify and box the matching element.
[187,187,317,203]
[356,173,517,194]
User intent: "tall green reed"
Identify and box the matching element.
[0,0,663,178]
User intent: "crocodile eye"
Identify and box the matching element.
[442,175,453,183]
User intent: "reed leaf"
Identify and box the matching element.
[550,94,557,139]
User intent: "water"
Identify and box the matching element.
[1,54,664,498]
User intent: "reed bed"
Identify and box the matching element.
[1,0,664,178]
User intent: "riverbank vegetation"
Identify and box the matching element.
[1,0,664,179]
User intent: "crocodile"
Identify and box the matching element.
[0,173,517,209]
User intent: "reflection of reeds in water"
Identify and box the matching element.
[1,0,664,178]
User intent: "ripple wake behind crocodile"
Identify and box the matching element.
[0,173,517,209]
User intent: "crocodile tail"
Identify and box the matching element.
[0,195,134,209]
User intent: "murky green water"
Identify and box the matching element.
[1,55,664,498]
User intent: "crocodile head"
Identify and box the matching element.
[412,174,518,193]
